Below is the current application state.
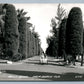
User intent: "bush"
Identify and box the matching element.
[11,53,22,62]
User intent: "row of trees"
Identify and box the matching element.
[0,4,42,61]
[46,4,84,65]
[46,4,66,58]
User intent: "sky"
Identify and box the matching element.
[13,3,84,52]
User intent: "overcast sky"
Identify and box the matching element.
[13,4,84,52]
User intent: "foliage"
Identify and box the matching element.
[3,4,19,58]
[50,18,57,35]
[46,4,66,58]
[83,28,84,53]
[18,17,27,58]
[11,53,22,62]
[0,4,4,14]
[55,4,66,27]
[58,18,67,59]
[65,7,83,56]
[46,36,58,57]
[0,4,43,60]
[17,9,30,21]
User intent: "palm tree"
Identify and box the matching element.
[17,9,30,21]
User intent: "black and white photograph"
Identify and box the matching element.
[0,3,84,81]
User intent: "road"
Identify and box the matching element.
[0,56,84,81]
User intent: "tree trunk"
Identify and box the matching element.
[81,54,83,66]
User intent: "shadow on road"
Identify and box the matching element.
[26,59,82,68]
[25,61,68,67]
[4,70,84,81]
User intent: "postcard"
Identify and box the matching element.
[0,0,84,82]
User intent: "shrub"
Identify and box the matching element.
[12,53,22,62]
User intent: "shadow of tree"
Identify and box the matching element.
[26,59,82,68]
[4,70,84,81]
[25,61,67,67]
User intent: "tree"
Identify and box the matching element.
[50,18,58,37]
[65,7,83,65]
[82,28,84,66]
[55,4,66,28]
[26,23,32,57]
[17,9,30,21]
[0,4,4,14]
[31,25,41,56]
[46,18,58,57]
[83,29,84,54]
[17,9,30,59]
[46,36,58,57]
[0,6,5,57]
[3,4,19,58]
[18,17,27,59]
[58,18,67,61]
[46,4,66,58]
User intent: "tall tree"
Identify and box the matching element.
[58,18,67,61]
[18,17,27,59]
[17,9,30,59]
[82,28,84,65]
[46,18,57,57]
[46,4,66,58]
[55,4,66,28]
[17,9,30,21]
[3,4,19,58]
[26,23,32,57]
[0,7,5,57]
[31,25,40,55]
[46,36,58,57]
[65,7,83,65]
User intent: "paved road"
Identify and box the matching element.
[0,56,84,81]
